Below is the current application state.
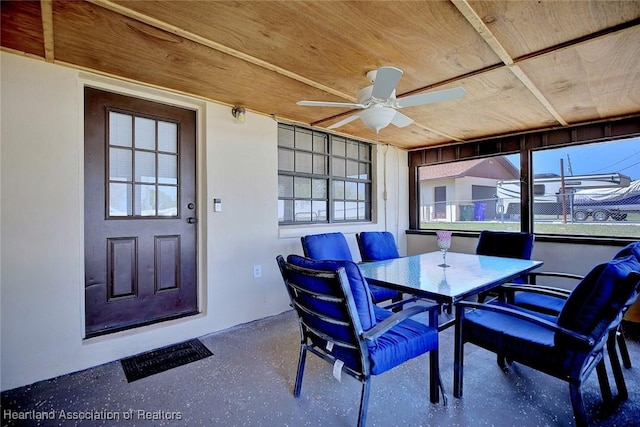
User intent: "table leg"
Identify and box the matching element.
[453,309,464,398]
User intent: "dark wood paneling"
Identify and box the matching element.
[107,237,138,299]
[155,235,180,292]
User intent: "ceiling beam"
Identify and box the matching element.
[40,0,54,62]
[451,0,568,126]
[86,0,356,102]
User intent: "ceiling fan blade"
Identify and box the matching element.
[391,111,414,128]
[297,100,365,108]
[396,87,466,108]
[327,113,360,130]
[371,66,403,100]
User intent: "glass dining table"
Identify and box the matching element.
[358,251,543,329]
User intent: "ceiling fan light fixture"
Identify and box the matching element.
[359,107,396,133]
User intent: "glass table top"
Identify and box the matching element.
[358,251,543,304]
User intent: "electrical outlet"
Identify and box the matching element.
[253,265,262,279]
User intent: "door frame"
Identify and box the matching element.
[79,78,207,340]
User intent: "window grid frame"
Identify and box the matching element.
[278,123,372,225]
[106,108,181,219]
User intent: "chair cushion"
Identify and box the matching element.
[513,293,566,316]
[315,307,438,376]
[287,255,376,330]
[366,307,438,375]
[476,230,534,260]
[301,232,353,261]
[358,231,400,261]
[369,284,400,304]
[462,305,575,377]
[614,241,640,261]
[557,256,640,341]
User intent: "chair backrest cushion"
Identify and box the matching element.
[358,231,400,262]
[557,255,640,340]
[476,230,534,259]
[287,255,376,330]
[613,241,640,261]
[301,232,353,261]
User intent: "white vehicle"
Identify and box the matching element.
[496,173,631,219]
[572,179,640,221]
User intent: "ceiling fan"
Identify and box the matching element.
[297,66,466,133]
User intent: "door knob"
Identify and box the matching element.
[187,217,197,224]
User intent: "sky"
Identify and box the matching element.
[506,136,640,181]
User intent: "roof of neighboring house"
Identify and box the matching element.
[419,157,519,181]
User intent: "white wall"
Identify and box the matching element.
[0,52,408,390]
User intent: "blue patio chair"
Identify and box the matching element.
[276,254,444,427]
[454,256,640,426]
[475,230,535,265]
[501,241,640,385]
[301,232,400,305]
[508,242,640,316]
[356,231,407,310]
[356,231,400,262]
[475,230,535,302]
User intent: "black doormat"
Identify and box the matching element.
[121,339,213,382]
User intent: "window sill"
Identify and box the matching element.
[279,222,384,239]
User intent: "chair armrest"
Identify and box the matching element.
[500,283,572,299]
[528,271,584,284]
[457,301,595,346]
[362,304,438,341]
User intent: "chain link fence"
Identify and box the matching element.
[420,194,640,225]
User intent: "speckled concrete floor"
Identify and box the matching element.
[2,311,639,426]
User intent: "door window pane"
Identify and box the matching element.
[134,117,156,150]
[109,148,132,181]
[158,121,177,153]
[135,184,156,216]
[157,185,178,216]
[158,154,177,185]
[109,112,132,147]
[109,183,132,216]
[135,151,156,183]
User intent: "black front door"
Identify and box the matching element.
[84,87,197,337]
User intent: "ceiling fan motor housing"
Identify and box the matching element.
[357,85,396,107]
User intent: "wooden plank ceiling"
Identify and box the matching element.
[2,0,639,149]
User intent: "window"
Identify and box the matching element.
[528,137,640,238]
[414,135,640,239]
[278,123,371,224]
[417,155,521,231]
[107,110,179,217]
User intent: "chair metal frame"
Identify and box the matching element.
[277,255,444,427]
[301,232,401,305]
[500,270,639,400]
[454,270,640,426]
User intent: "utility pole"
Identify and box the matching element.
[566,154,574,176]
